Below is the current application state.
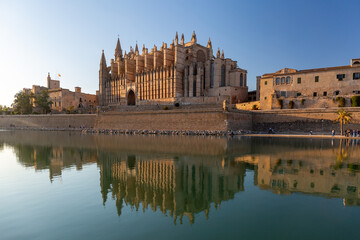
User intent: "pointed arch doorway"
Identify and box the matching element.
[127,90,136,105]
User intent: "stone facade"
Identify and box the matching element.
[259,58,360,109]
[24,73,98,113]
[99,32,248,107]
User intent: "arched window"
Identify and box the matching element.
[281,77,285,84]
[203,67,206,90]
[286,76,290,84]
[193,80,196,97]
[276,78,280,85]
[221,65,226,87]
[193,63,197,75]
[240,73,243,86]
[210,62,214,88]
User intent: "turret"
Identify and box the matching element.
[191,31,197,44]
[221,50,224,59]
[216,48,220,58]
[115,38,122,61]
[135,43,139,55]
[181,33,184,45]
[207,38,212,49]
[175,32,179,45]
[47,72,51,89]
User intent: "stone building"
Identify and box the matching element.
[99,32,248,106]
[24,73,98,113]
[259,58,360,109]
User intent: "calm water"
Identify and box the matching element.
[1,131,360,240]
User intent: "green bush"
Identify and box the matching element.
[174,102,180,107]
[336,97,345,107]
[277,99,283,109]
[251,104,259,110]
[162,106,169,110]
[351,95,360,107]
[289,100,294,109]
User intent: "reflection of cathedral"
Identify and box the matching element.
[99,153,246,224]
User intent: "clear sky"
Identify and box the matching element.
[0,0,359,106]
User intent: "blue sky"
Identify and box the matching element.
[0,0,359,106]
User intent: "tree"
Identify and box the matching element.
[12,91,33,114]
[336,109,352,136]
[34,89,52,114]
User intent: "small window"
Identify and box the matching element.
[313,92,317,97]
[265,81,267,85]
[353,73,360,80]
[315,76,319,82]
[264,97,267,100]
[281,77,285,84]
[275,78,280,85]
[297,77,301,84]
[286,76,290,84]
[337,74,345,81]
[334,90,340,95]
[323,91,327,96]
[297,92,301,97]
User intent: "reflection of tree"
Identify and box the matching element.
[99,153,246,224]
[10,143,97,181]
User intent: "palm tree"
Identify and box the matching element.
[336,109,352,136]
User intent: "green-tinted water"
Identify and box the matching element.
[1,130,360,240]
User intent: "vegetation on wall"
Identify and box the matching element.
[336,97,346,107]
[351,95,360,107]
[251,104,259,110]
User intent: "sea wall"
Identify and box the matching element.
[0,114,96,129]
[1,107,360,134]
[252,108,360,133]
[96,109,252,131]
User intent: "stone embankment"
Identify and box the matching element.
[81,128,249,136]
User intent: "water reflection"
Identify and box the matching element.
[1,131,360,225]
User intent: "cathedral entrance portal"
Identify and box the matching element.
[127,90,136,105]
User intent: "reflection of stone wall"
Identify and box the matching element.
[252,144,360,206]
[99,153,246,224]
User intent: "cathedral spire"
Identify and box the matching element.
[175,32,179,45]
[181,33,184,45]
[135,42,139,55]
[216,48,220,58]
[207,37,212,48]
[191,31,197,44]
[115,38,122,60]
[100,50,107,68]
[142,44,146,52]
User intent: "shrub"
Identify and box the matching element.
[301,99,305,105]
[251,104,259,110]
[162,106,169,110]
[174,102,180,107]
[351,95,360,107]
[336,97,345,107]
[289,100,294,109]
[277,99,283,109]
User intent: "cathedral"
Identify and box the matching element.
[99,32,248,106]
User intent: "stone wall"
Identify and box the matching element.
[96,109,252,131]
[0,114,96,129]
[252,108,360,133]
